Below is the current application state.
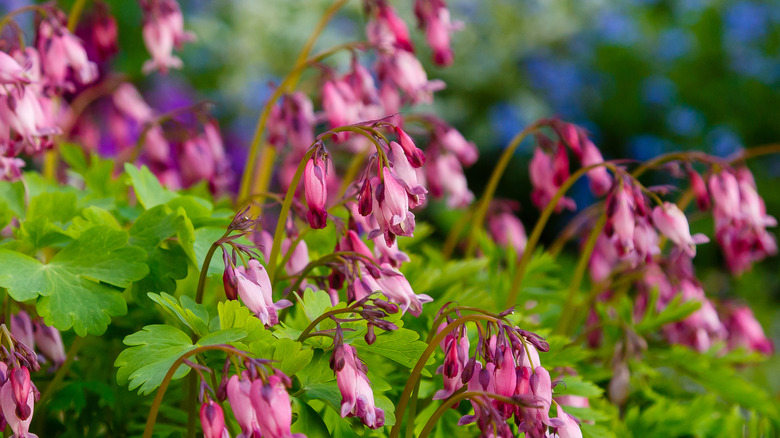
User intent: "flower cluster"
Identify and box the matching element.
[698,167,777,275]
[432,310,583,438]
[331,333,385,429]
[10,312,66,370]
[0,323,42,438]
[201,356,304,438]
[529,121,612,213]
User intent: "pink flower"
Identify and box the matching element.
[282,92,316,152]
[334,344,385,429]
[687,168,710,211]
[378,51,445,104]
[322,80,359,131]
[579,139,612,196]
[487,212,527,256]
[304,157,328,229]
[0,52,30,86]
[227,374,262,438]
[394,127,426,168]
[200,399,229,438]
[529,148,575,212]
[433,330,469,400]
[436,126,477,166]
[552,405,583,438]
[281,239,310,277]
[375,263,432,316]
[372,167,416,245]
[652,202,709,256]
[372,234,410,267]
[0,368,37,438]
[0,157,25,181]
[366,2,414,53]
[723,306,774,354]
[250,375,305,438]
[427,154,473,208]
[33,322,66,367]
[607,185,636,255]
[235,259,292,326]
[113,83,155,123]
[141,0,196,74]
[415,0,462,66]
[37,20,98,90]
[10,312,35,351]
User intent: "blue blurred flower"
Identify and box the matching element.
[629,135,668,161]
[656,28,695,62]
[641,75,677,106]
[706,126,743,157]
[597,11,640,46]
[524,55,586,117]
[724,2,770,43]
[666,106,705,137]
[489,102,527,148]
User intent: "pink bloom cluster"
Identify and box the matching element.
[529,121,612,213]
[432,316,582,438]
[331,341,385,429]
[139,0,196,74]
[10,312,66,369]
[202,363,305,438]
[223,257,292,327]
[487,201,528,256]
[699,168,777,275]
[0,321,43,438]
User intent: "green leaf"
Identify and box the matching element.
[67,206,122,238]
[148,293,211,337]
[0,226,148,335]
[301,289,334,323]
[217,300,272,348]
[197,328,247,346]
[352,328,428,369]
[194,227,227,276]
[252,338,313,377]
[637,294,701,334]
[557,375,604,398]
[292,398,331,438]
[0,180,24,227]
[28,192,79,223]
[115,325,196,395]
[130,206,192,296]
[124,163,177,209]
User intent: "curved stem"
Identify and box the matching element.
[464,123,541,257]
[287,251,381,299]
[505,162,618,307]
[195,230,231,305]
[67,0,89,31]
[390,314,501,438]
[442,208,473,260]
[144,345,252,438]
[268,148,316,284]
[0,5,48,31]
[548,203,602,257]
[418,391,528,438]
[554,213,606,335]
[37,336,84,407]
[237,0,349,205]
[296,305,359,342]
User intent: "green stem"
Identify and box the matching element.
[0,5,47,32]
[268,148,317,284]
[442,208,473,260]
[195,229,231,305]
[237,0,349,205]
[296,304,359,342]
[418,391,527,438]
[464,123,540,257]
[390,314,501,438]
[67,0,89,31]
[554,213,606,335]
[37,336,84,407]
[143,345,252,438]
[505,162,618,308]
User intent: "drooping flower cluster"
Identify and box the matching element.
[0,323,42,438]
[0,2,227,193]
[10,312,66,369]
[698,167,777,275]
[139,0,196,74]
[204,356,305,438]
[331,334,385,429]
[431,310,583,438]
[486,201,528,257]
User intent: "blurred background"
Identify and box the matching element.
[4,0,779,379]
